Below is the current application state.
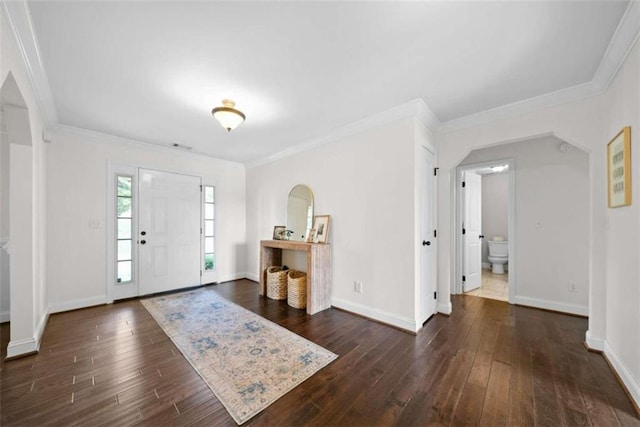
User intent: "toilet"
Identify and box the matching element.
[487,238,508,274]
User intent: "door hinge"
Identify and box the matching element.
[433,291,437,300]
[200,185,203,191]
[433,229,437,238]
[462,181,466,188]
[434,167,439,176]
[200,227,203,234]
[462,275,466,282]
[200,270,203,276]
[462,228,466,235]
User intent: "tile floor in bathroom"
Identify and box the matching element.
[465,267,509,301]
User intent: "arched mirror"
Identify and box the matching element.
[286,184,314,241]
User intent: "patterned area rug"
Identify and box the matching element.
[141,288,337,424]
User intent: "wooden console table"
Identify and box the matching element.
[260,240,331,315]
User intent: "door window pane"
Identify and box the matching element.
[117,218,132,239]
[205,237,214,253]
[117,261,132,283]
[205,203,214,220]
[117,197,132,218]
[205,186,214,203]
[205,220,214,237]
[204,253,214,270]
[118,176,132,197]
[118,240,131,261]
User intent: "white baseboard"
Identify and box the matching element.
[217,272,252,283]
[604,340,640,410]
[585,330,605,352]
[49,296,107,314]
[5,308,50,358]
[7,336,37,358]
[332,297,419,333]
[437,301,452,315]
[34,308,50,349]
[245,273,259,282]
[0,309,9,323]
[513,295,588,316]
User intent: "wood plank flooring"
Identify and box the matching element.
[1,279,638,426]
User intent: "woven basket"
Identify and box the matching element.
[287,270,307,309]
[266,266,288,300]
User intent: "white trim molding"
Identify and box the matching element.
[6,307,49,357]
[513,295,588,317]
[6,336,37,358]
[585,330,605,352]
[244,272,259,283]
[34,307,49,349]
[217,272,251,283]
[604,340,640,410]
[437,301,452,315]
[247,98,432,169]
[332,297,420,333]
[49,296,107,314]
[592,0,640,91]
[0,0,58,127]
[439,1,640,133]
[0,309,9,323]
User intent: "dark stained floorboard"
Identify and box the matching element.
[1,279,638,426]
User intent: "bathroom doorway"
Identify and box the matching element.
[455,159,515,303]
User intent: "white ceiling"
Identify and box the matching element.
[26,1,629,164]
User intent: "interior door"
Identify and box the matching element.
[463,171,482,292]
[138,169,201,295]
[420,147,437,322]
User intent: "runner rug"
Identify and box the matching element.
[141,288,337,424]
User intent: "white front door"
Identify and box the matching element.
[420,147,437,322]
[463,171,482,292]
[138,169,201,295]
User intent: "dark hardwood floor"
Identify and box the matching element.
[1,279,638,426]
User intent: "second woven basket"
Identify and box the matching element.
[287,270,307,309]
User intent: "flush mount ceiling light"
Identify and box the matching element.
[211,99,246,132]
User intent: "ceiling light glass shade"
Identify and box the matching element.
[211,99,246,132]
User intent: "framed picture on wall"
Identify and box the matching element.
[273,225,286,240]
[313,215,331,244]
[607,127,631,208]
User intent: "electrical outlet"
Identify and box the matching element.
[354,281,363,293]
[568,281,577,293]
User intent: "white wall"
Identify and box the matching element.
[246,116,430,331]
[45,128,246,312]
[480,172,508,264]
[600,35,640,406]
[1,7,49,356]
[461,137,589,313]
[436,37,640,409]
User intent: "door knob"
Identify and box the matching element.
[140,240,146,245]
[479,235,484,239]
[422,240,431,246]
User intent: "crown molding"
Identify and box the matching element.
[438,81,600,133]
[439,1,640,133]
[55,125,245,169]
[247,98,431,168]
[1,0,58,127]
[5,0,639,157]
[592,0,640,92]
